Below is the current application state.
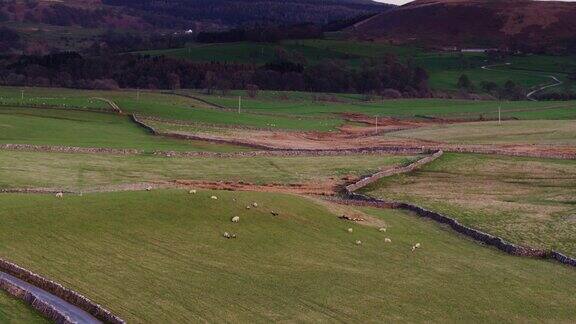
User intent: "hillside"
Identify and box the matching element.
[349,0,576,52]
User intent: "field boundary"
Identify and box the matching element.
[0,102,117,114]
[339,151,576,268]
[0,144,141,155]
[0,258,125,323]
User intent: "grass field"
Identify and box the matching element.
[386,120,576,145]
[0,291,49,323]
[0,190,574,322]
[0,150,412,190]
[0,107,247,152]
[362,153,576,255]
[188,91,576,120]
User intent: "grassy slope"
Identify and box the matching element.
[386,120,576,145]
[0,87,343,131]
[362,153,576,255]
[0,107,247,152]
[190,91,576,120]
[0,150,412,190]
[0,291,49,323]
[0,190,574,322]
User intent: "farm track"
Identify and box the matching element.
[480,63,564,101]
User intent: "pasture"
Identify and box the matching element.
[0,107,247,152]
[0,292,48,323]
[386,120,576,146]
[0,150,413,190]
[362,153,576,255]
[0,190,574,322]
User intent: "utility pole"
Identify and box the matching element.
[375,116,378,134]
[21,89,24,101]
[498,105,501,126]
[238,96,242,114]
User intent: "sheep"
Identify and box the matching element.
[271,211,279,216]
[252,202,258,208]
[411,243,421,252]
[231,216,240,223]
[347,228,353,233]
[223,232,231,238]
[189,189,197,194]
[246,206,251,210]
[384,238,392,243]
[355,240,362,245]
[145,186,153,191]
[210,196,218,200]
[378,227,387,232]
[55,192,63,198]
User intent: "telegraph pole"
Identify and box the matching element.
[238,96,242,114]
[498,105,501,125]
[21,89,24,101]
[375,116,378,134]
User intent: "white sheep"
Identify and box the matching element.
[411,243,421,252]
[223,232,231,238]
[347,228,353,233]
[210,196,218,200]
[355,240,362,245]
[55,192,63,198]
[246,206,251,210]
[378,227,387,232]
[189,189,197,194]
[146,186,152,191]
[384,238,392,243]
[231,216,240,223]
[252,202,258,208]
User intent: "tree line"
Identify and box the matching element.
[0,51,429,97]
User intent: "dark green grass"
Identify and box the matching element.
[0,190,574,322]
[0,107,248,152]
[362,153,576,255]
[0,291,49,323]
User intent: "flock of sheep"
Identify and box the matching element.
[55,189,422,251]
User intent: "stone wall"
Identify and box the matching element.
[0,144,141,155]
[0,258,125,323]
[340,151,576,268]
[345,150,444,192]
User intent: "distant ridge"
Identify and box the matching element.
[349,0,576,51]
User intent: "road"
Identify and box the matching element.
[480,62,563,101]
[0,272,102,323]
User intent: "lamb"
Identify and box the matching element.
[189,189,197,194]
[246,206,251,210]
[145,186,152,191]
[384,238,392,243]
[347,228,353,233]
[223,232,237,239]
[231,216,240,223]
[210,196,218,200]
[355,240,362,245]
[55,192,63,198]
[411,243,421,252]
[252,202,258,208]
[378,227,387,232]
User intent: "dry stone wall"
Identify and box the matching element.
[341,151,576,268]
[0,144,141,155]
[0,258,125,323]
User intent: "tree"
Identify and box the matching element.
[246,84,259,98]
[457,74,474,91]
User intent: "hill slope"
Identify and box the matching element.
[349,0,576,51]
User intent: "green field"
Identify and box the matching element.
[139,38,576,93]
[362,153,576,255]
[0,190,574,322]
[386,120,576,145]
[0,150,412,190]
[0,107,247,152]
[0,291,49,323]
